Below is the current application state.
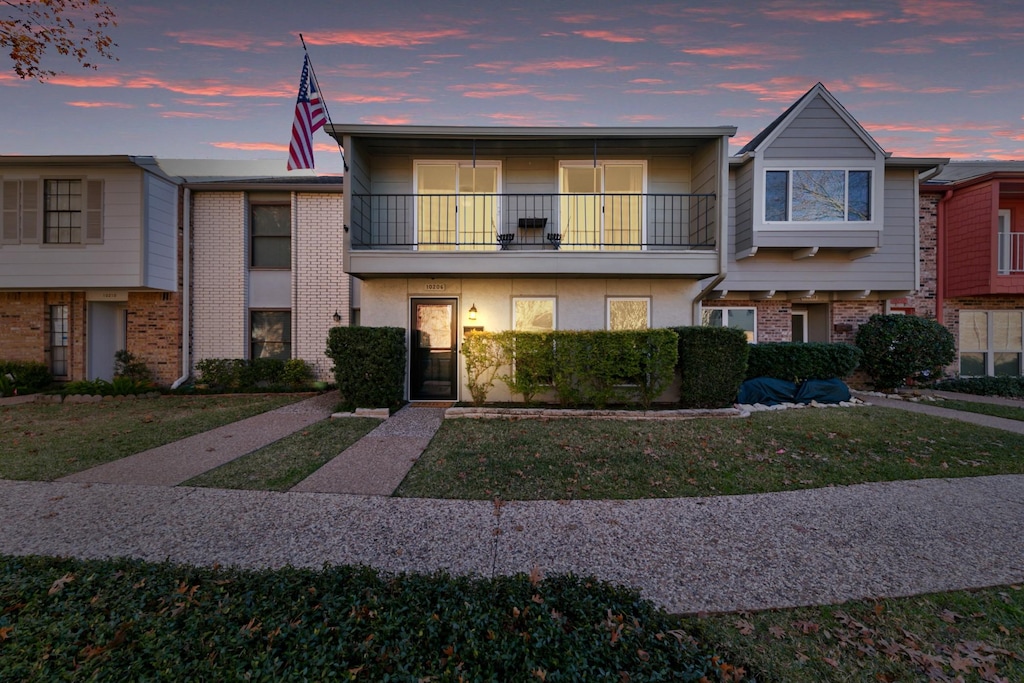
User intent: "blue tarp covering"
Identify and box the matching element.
[737,377,851,406]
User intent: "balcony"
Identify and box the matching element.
[998,231,1024,275]
[347,192,720,279]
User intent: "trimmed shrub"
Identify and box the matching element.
[0,360,53,396]
[327,326,405,411]
[194,357,316,392]
[673,326,749,408]
[497,330,555,405]
[114,350,154,385]
[746,342,862,382]
[61,376,154,397]
[855,314,955,392]
[935,376,1024,398]
[549,329,678,409]
[461,331,508,405]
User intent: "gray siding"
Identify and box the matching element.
[0,165,164,289]
[764,95,875,160]
[731,162,754,254]
[720,168,918,292]
[143,174,178,291]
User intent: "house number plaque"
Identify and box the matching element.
[425,283,446,291]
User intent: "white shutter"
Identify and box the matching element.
[1,180,18,244]
[84,179,104,243]
[20,180,40,243]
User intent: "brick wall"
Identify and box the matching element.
[893,193,939,319]
[127,292,182,385]
[754,300,791,342]
[831,301,885,344]
[191,192,248,364]
[0,291,85,380]
[292,193,346,380]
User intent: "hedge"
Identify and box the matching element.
[194,358,314,393]
[0,360,53,396]
[326,326,406,411]
[745,342,862,382]
[935,376,1024,398]
[672,326,749,409]
[855,314,955,392]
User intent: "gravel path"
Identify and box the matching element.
[1,474,1021,614]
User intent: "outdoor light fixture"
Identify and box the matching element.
[468,303,478,321]
[332,310,342,323]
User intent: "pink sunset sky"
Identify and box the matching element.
[2,0,1022,175]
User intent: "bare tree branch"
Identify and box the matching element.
[1,0,117,81]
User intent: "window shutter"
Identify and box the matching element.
[1,181,18,244]
[20,180,40,243]
[84,179,104,243]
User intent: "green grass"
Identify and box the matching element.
[395,406,1024,500]
[0,395,303,481]
[684,585,1024,682]
[184,417,380,491]
[934,398,1024,422]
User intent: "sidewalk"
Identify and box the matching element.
[1,474,1021,614]
[2,391,1022,614]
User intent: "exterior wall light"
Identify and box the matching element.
[468,303,477,321]
[332,310,342,323]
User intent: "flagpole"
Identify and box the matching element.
[299,33,348,172]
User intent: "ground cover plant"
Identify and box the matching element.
[0,555,739,682]
[184,417,380,491]
[0,395,302,481]
[684,585,1024,682]
[395,407,1024,500]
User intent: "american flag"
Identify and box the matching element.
[287,55,326,170]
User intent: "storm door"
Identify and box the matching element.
[410,298,458,400]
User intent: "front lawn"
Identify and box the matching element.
[0,395,303,481]
[933,398,1024,422]
[184,417,380,491]
[395,406,1024,500]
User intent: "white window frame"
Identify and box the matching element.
[959,309,1024,377]
[701,305,757,343]
[791,310,808,343]
[760,161,880,230]
[997,209,1012,274]
[413,160,502,250]
[607,297,651,330]
[558,160,648,250]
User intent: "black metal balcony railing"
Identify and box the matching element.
[350,193,716,251]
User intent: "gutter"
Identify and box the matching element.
[935,189,953,329]
[171,187,191,389]
[693,136,731,322]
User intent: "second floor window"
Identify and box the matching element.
[44,180,83,243]
[251,203,291,268]
[765,170,871,222]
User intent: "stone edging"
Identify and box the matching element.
[445,406,747,420]
[0,392,162,405]
[737,396,869,413]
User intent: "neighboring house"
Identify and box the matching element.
[329,123,734,401]
[328,84,945,402]
[0,156,348,388]
[712,83,946,345]
[0,156,182,385]
[908,161,1024,377]
[157,159,347,382]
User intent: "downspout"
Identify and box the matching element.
[171,187,191,389]
[936,189,953,328]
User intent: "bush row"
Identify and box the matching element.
[194,357,315,393]
[673,326,750,409]
[464,329,679,409]
[746,342,862,383]
[0,360,53,397]
[935,376,1024,397]
[62,376,155,397]
[0,555,730,682]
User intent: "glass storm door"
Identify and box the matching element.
[410,299,457,400]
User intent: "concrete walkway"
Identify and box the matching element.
[1,391,1021,614]
[855,390,1024,434]
[59,393,338,486]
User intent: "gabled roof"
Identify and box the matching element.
[922,160,1024,185]
[736,82,885,158]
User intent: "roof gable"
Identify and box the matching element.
[737,83,885,159]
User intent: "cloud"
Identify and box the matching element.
[65,101,135,109]
[630,78,667,84]
[300,29,470,48]
[159,111,240,120]
[47,74,126,88]
[554,13,618,24]
[897,0,989,24]
[360,115,413,125]
[618,114,664,123]
[717,77,820,102]
[759,6,887,25]
[165,31,287,52]
[448,82,581,102]
[474,57,614,74]
[573,30,645,43]
[482,112,563,126]
[209,141,336,152]
[682,45,798,59]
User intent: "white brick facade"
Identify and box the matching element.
[192,192,248,362]
[190,189,345,381]
[293,192,346,380]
